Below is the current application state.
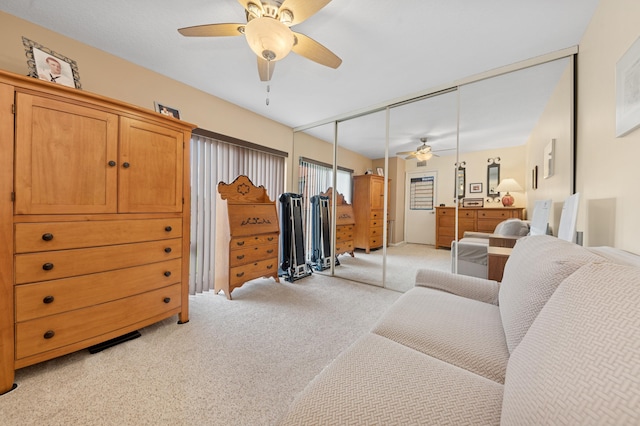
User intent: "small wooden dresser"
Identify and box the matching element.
[435,206,525,249]
[215,175,280,299]
[320,188,355,257]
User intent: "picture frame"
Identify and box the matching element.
[376,167,384,176]
[154,102,181,119]
[23,37,81,89]
[469,182,482,193]
[615,36,640,137]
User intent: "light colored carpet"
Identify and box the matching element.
[327,243,452,292]
[0,274,401,425]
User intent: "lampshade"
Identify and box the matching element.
[495,178,523,193]
[244,17,294,61]
[495,178,523,207]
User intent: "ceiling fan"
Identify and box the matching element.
[178,0,342,81]
[396,137,440,161]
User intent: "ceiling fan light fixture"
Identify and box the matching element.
[415,152,433,161]
[245,17,294,61]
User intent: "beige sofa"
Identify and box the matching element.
[279,235,640,425]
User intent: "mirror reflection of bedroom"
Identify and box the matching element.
[293,55,574,292]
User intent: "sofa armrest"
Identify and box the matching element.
[415,268,499,305]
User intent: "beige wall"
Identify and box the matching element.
[576,0,640,251]
[525,62,574,234]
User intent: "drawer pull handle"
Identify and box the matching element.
[43,295,55,304]
[164,271,171,277]
[122,162,130,168]
[267,264,273,269]
[163,297,171,304]
[165,226,173,232]
[237,254,245,260]
[267,249,274,254]
[236,241,245,246]
[164,247,172,253]
[42,263,54,271]
[108,160,116,167]
[267,237,274,241]
[236,272,245,278]
[43,330,55,339]
[42,233,54,241]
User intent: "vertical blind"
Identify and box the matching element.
[190,133,285,294]
[298,158,352,262]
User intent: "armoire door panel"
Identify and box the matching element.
[14,93,118,215]
[119,117,183,213]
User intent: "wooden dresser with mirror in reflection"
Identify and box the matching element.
[320,188,355,258]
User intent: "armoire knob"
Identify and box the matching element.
[41,233,54,241]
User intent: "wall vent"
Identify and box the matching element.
[417,160,427,167]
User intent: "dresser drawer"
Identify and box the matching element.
[230,233,278,250]
[229,243,278,267]
[15,238,182,284]
[15,258,181,322]
[336,241,354,254]
[370,210,384,221]
[459,209,477,219]
[335,226,354,242]
[335,205,355,226]
[227,203,279,237]
[15,284,181,360]
[15,218,182,253]
[369,235,383,249]
[370,226,384,237]
[229,257,278,287]
[478,209,512,219]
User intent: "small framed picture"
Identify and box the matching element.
[23,37,81,89]
[462,198,484,208]
[376,167,384,176]
[469,182,482,193]
[154,102,180,119]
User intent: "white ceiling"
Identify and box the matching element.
[0,0,599,158]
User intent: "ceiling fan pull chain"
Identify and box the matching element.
[266,61,271,106]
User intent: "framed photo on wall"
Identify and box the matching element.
[469,182,482,193]
[23,36,81,89]
[154,102,181,119]
[616,36,640,137]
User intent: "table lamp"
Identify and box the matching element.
[495,178,523,207]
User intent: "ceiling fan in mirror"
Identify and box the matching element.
[178,0,342,82]
[396,137,441,161]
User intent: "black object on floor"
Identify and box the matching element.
[87,330,141,354]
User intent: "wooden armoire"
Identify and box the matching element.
[352,174,388,253]
[0,69,194,395]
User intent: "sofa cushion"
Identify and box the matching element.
[372,286,509,383]
[501,262,640,425]
[499,235,603,353]
[278,333,504,426]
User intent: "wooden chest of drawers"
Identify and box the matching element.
[435,207,524,249]
[320,189,355,258]
[13,218,184,368]
[215,176,280,299]
[353,175,387,253]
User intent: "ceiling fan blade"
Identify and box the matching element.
[292,32,341,68]
[279,0,332,26]
[257,57,275,81]
[404,154,417,160]
[395,151,415,156]
[178,23,245,37]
